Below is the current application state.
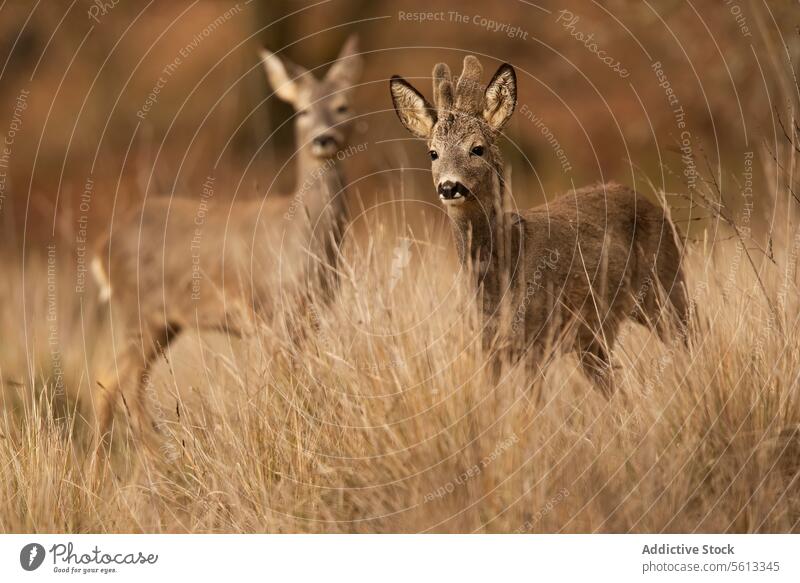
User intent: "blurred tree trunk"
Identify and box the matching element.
[253,0,296,161]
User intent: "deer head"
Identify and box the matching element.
[390,56,516,214]
[261,35,362,159]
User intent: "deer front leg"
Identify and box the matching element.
[576,323,619,398]
[94,322,182,455]
[578,344,614,398]
[482,315,530,384]
[481,318,503,384]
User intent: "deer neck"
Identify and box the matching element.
[446,160,506,270]
[295,147,347,228]
[447,203,497,269]
[293,147,348,292]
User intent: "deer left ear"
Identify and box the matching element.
[483,63,516,130]
[260,49,308,105]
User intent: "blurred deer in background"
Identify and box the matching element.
[93,36,362,448]
[390,56,688,396]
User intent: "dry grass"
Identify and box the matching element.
[4,0,800,536]
[1,184,799,533]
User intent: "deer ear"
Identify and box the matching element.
[325,34,362,86]
[483,63,516,130]
[259,49,308,105]
[390,76,437,139]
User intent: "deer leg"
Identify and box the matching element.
[95,322,183,453]
[577,323,618,398]
[635,278,690,347]
[133,323,183,449]
[94,377,120,451]
[578,342,614,398]
[94,338,145,454]
[486,350,503,384]
[481,318,505,384]
[666,281,690,346]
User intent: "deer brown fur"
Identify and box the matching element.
[93,36,362,447]
[390,56,688,395]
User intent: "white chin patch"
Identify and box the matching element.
[312,144,338,158]
[440,194,466,206]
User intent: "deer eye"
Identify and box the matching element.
[335,104,349,114]
[429,150,438,161]
[470,145,485,157]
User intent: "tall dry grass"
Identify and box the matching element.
[1,174,799,533]
[3,16,800,531]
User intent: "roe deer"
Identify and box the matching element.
[93,36,362,446]
[390,56,688,395]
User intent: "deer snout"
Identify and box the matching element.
[310,133,342,158]
[437,180,468,205]
[313,134,338,148]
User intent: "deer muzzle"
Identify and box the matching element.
[437,180,469,206]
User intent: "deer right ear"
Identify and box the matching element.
[260,49,307,105]
[483,63,517,131]
[326,34,362,86]
[390,76,437,139]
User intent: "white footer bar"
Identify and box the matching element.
[2,535,797,582]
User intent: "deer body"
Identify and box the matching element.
[390,56,687,394]
[100,155,346,329]
[94,37,362,445]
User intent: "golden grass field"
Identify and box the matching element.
[1,173,799,533]
[1,1,800,534]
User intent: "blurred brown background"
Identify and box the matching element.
[0,0,797,251]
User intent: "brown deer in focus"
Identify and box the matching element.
[389,56,688,395]
[93,36,362,447]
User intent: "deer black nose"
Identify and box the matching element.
[437,181,466,200]
[313,135,337,148]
